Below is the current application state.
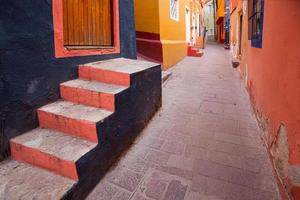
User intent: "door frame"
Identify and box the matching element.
[196,13,200,37]
[238,12,243,56]
[185,7,191,43]
[52,0,120,58]
[192,13,196,45]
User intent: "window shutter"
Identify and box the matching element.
[63,0,113,46]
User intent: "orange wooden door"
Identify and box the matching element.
[63,0,113,47]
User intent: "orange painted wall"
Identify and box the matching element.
[216,0,224,18]
[247,1,300,164]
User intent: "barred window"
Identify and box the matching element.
[248,0,264,48]
[170,0,179,21]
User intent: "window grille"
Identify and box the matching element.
[248,0,264,48]
[170,0,179,21]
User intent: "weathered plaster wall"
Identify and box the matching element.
[0,0,136,159]
[246,3,300,197]
[247,1,300,165]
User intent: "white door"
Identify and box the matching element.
[196,14,200,37]
[192,14,196,45]
[185,8,190,43]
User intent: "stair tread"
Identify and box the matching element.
[83,58,159,74]
[61,79,128,94]
[39,100,113,122]
[11,128,97,161]
[0,159,75,199]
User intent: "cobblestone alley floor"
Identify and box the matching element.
[87,43,281,200]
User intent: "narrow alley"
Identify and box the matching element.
[87,43,280,200]
[2,0,300,199]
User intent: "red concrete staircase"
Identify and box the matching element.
[1,58,161,199]
[187,46,204,57]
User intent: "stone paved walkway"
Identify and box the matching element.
[87,43,280,200]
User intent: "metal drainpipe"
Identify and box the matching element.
[213,0,217,41]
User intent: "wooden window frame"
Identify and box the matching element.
[52,0,120,58]
[248,0,264,48]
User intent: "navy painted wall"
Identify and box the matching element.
[0,0,136,159]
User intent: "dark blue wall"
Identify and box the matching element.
[0,0,136,159]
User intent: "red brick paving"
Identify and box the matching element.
[87,43,280,200]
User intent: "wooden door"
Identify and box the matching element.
[238,14,243,55]
[63,0,113,47]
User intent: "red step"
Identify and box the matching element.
[60,79,128,111]
[10,128,96,180]
[187,46,204,57]
[0,160,76,198]
[37,100,113,142]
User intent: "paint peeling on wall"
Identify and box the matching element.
[271,124,289,180]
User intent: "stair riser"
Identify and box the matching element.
[187,50,203,57]
[10,142,79,180]
[79,65,131,87]
[188,53,202,57]
[37,110,98,143]
[60,85,115,111]
[187,46,203,57]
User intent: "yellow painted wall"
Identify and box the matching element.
[158,0,186,41]
[134,0,160,34]
[158,0,188,69]
[134,0,203,69]
[217,0,225,19]
[162,41,187,69]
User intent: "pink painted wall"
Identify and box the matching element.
[247,1,300,164]
[230,0,239,10]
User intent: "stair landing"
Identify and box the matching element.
[0,160,75,199]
